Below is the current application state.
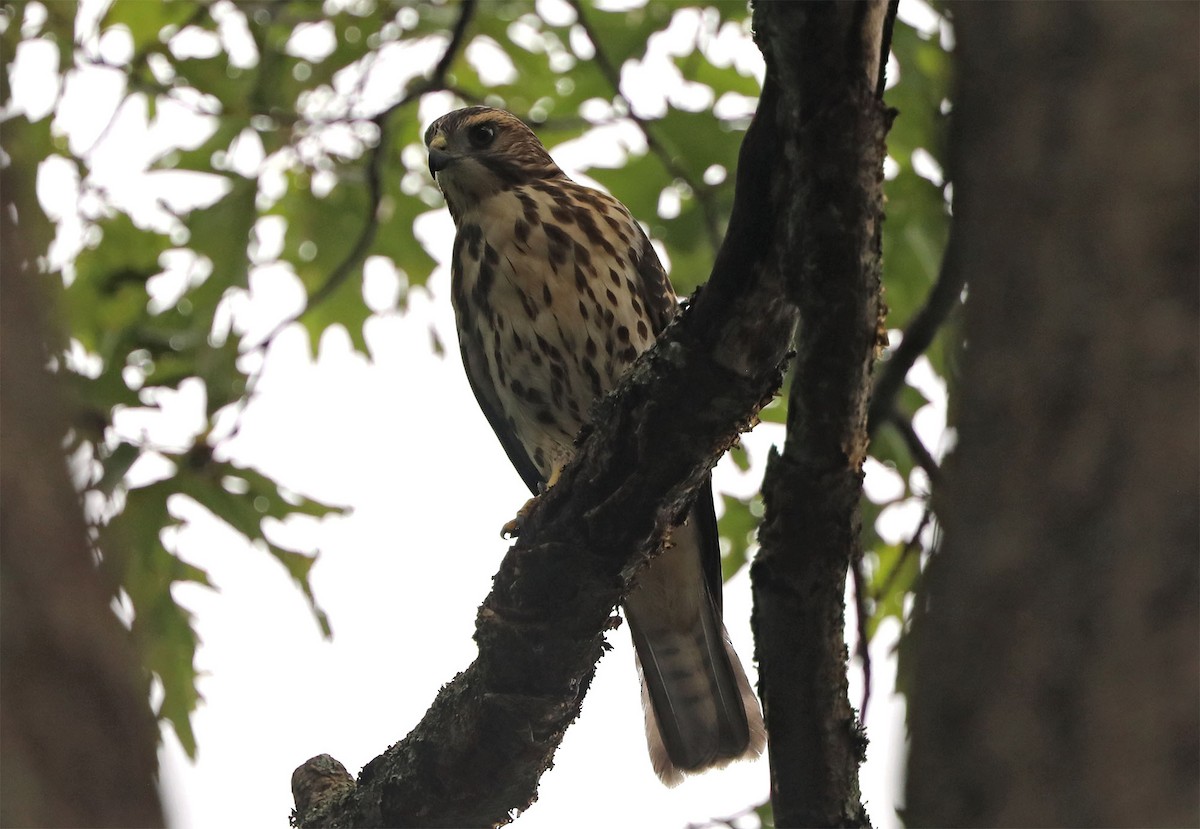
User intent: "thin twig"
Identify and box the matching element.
[568,0,724,252]
[850,549,872,720]
[857,501,932,717]
[885,410,941,486]
[873,505,932,603]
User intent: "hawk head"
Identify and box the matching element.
[424,107,564,218]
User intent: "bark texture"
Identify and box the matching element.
[750,2,890,826]
[906,4,1200,826]
[0,161,165,826]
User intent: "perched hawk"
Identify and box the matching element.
[425,106,765,784]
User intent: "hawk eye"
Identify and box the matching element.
[467,123,496,149]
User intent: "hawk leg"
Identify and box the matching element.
[499,466,562,538]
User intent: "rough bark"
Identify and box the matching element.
[0,157,165,826]
[906,4,1200,826]
[750,2,890,827]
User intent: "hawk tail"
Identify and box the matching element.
[627,592,766,786]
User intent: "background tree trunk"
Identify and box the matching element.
[906,4,1200,825]
[0,164,165,827]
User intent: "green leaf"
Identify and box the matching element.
[301,272,372,354]
[95,441,142,496]
[186,173,256,290]
[171,460,342,636]
[885,174,948,314]
[102,0,205,53]
[896,381,931,420]
[100,482,209,757]
[755,799,775,829]
[654,105,746,183]
[61,366,142,424]
[270,546,331,638]
[170,119,243,173]
[581,3,673,66]
[868,420,917,483]
[68,214,172,361]
[718,493,759,582]
[140,590,202,757]
[729,443,751,472]
[174,468,265,541]
[173,55,254,113]
[271,168,375,352]
[372,189,437,292]
[866,537,921,639]
[674,51,761,98]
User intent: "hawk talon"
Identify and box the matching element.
[500,472,558,538]
[500,494,540,539]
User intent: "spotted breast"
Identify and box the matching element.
[451,178,669,480]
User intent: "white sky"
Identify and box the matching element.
[5,1,951,826]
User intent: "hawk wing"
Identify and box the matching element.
[458,333,543,494]
[451,238,544,495]
[632,223,680,336]
[631,225,724,609]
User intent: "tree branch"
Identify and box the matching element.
[849,550,873,719]
[751,1,891,825]
[291,3,897,824]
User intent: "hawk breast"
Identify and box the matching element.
[452,179,669,481]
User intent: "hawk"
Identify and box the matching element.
[425,106,765,784]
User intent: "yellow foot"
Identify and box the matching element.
[500,466,562,539]
[500,495,538,539]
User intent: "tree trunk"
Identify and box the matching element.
[905,3,1200,825]
[0,162,165,825]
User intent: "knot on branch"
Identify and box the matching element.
[292,754,356,828]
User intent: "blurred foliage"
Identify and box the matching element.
[1,0,950,752]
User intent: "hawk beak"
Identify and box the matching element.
[428,133,451,176]
[428,147,453,176]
